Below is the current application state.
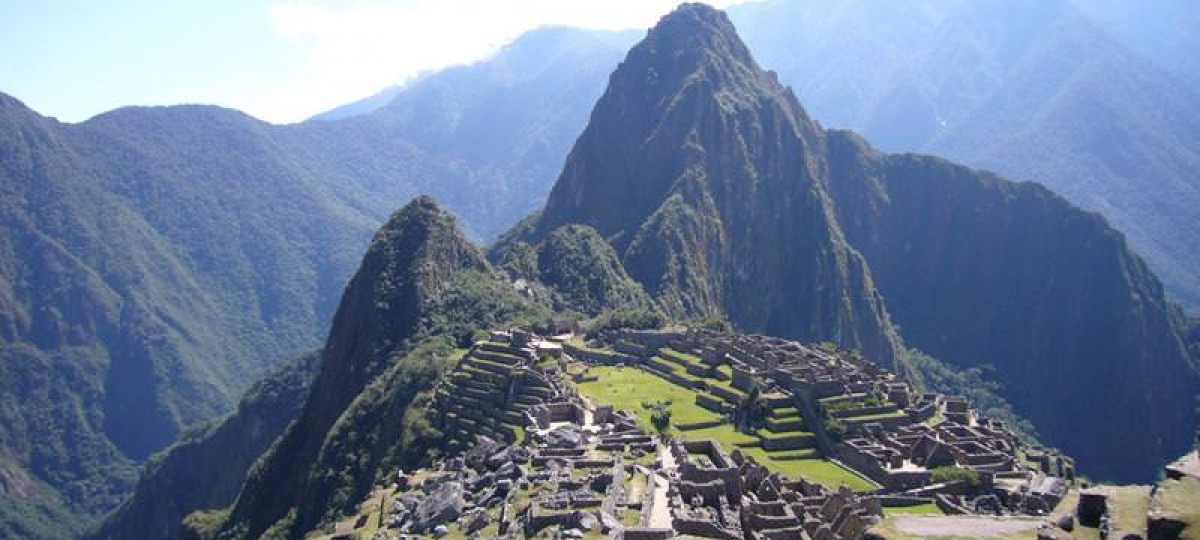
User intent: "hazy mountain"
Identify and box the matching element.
[307,85,404,122]
[0,25,632,537]
[728,0,1200,310]
[511,3,1196,481]
[1068,0,1200,87]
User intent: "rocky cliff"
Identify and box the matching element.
[824,130,1198,481]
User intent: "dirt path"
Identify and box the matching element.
[649,473,672,528]
[648,444,677,529]
[892,516,1043,537]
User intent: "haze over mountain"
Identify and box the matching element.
[728,0,1200,310]
[0,26,628,538]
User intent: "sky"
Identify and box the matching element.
[1,0,756,124]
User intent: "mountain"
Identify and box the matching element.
[0,95,380,538]
[504,4,901,366]
[825,130,1197,481]
[209,197,548,539]
[0,24,631,536]
[727,0,1200,310]
[87,350,320,540]
[496,223,652,316]
[362,26,638,237]
[1068,0,1200,87]
[308,85,405,122]
[508,3,1197,481]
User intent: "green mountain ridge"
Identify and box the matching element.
[211,197,548,539]
[825,129,1197,481]
[0,25,628,537]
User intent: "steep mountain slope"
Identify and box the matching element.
[728,0,1200,309]
[826,130,1197,481]
[88,351,320,540]
[506,4,900,365]
[511,2,1196,481]
[213,197,547,539]
[0,94,407,536]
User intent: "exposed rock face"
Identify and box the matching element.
[824,130,1199,482]
[86,351,320,540]
[513,3,901,363]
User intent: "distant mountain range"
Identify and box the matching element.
[0,26,628,538]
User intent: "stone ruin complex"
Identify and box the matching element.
[363,326,1085,539]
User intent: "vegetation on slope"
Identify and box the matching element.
[87,350,321,540]
[212,197,550,539]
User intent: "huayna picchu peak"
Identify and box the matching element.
[5,2,1200,539]
[506,3,902,369]
[503,2,1197,483]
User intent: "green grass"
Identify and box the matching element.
[679,424,759,448]
[738,449,879,492]
[882,503,945,517]
[660,347,705,367]
[575,365,722,429]
[842,410,906,421]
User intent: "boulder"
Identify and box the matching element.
[1056,514,1075,532]
[432,524,450,538]
[579,512,600,532]
[599,511,622,533]
[460,508,490,535]
[410,482,464,533]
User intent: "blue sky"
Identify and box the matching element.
[2,0,753,123]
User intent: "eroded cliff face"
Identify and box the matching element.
[518,4,900,363]
[825,129,1199,481]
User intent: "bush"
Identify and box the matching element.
[930,466,981,489]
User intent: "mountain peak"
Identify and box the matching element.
[513,3,900,364]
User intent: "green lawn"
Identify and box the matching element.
[738,449,879,492]
[679,424,758,447]
[575,365,722,429]
[882,503,945,517]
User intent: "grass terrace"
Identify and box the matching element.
[575,365,722,429]
[881,502,946,517]
[572,360,879,492]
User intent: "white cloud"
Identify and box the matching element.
[258,0,755,122]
